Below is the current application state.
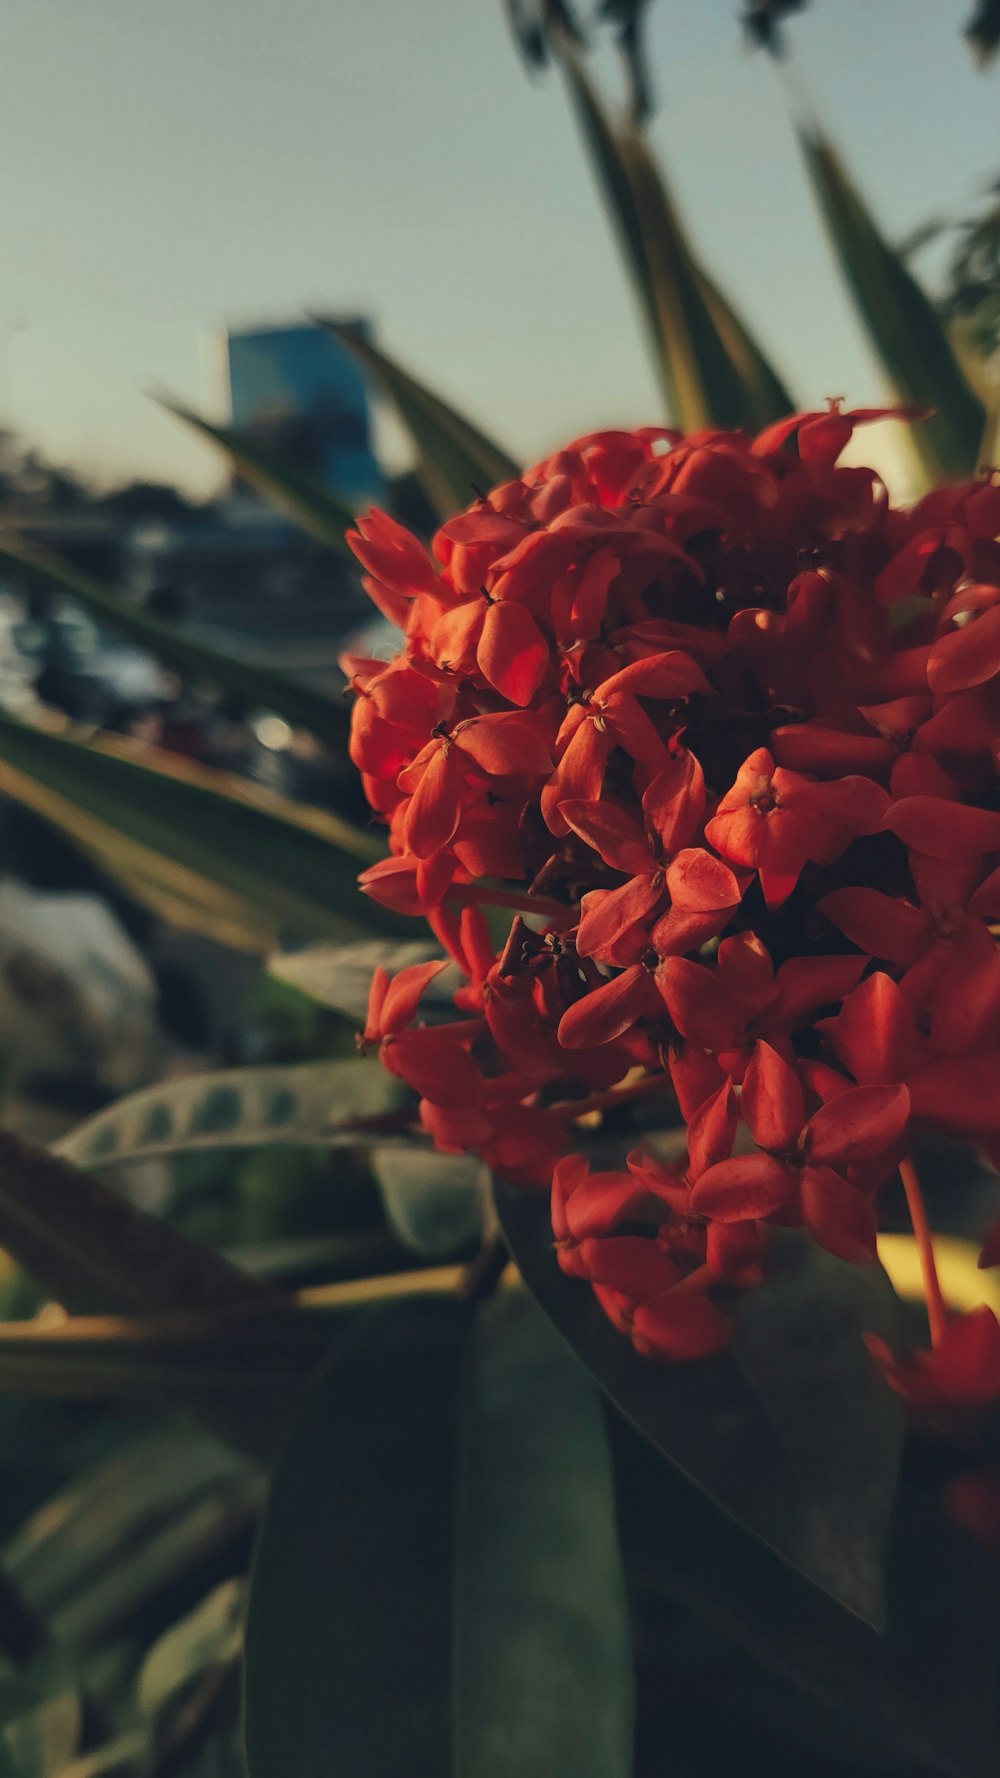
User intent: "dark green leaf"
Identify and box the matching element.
[243,1298,467,1778]
[245,1288,634,1778]
[0,1129,268,1319]
[5,1433,250,1621]
[615,1418,1000,1778]
[0,534,351,752]
[496,1186,901,1625]
[317,322,521,518]
[797,124,986,483]
[138,1579,244,1727]
[616,126,795,430]
[157,399,357,557]
[455,1290,634,1778]
[554,39,794,429]
[0,714,408,948]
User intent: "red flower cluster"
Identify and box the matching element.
[347,406,1000,1401]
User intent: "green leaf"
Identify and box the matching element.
[496,1186,902,1627]
[269,938,446,1021]
[157,399,357,557]
[244,1298,467,1778]
[1,1680,80,1778]
[0,1127,269,1318]
[317,321,521,518]
[370,1148,485,1256]
[52,1058,408,1172]
[454,1290,634,1778]
[0,1303,333,1415]
[137,1579,244,1727]
[5,1432,251,1621]
[615,1419,1000,1778]
[796,124,986,483]
[0,534,351,752]
[244,1290,634,1778]
[554,39,794,429]
[52,1733,145,1777]
[0,715,408,949]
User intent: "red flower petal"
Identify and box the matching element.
[641,751,706,853]
[686,1078,739,1177]
[883,797,1000,861]
[867,1308,1000,1409]
[577,1234,679,1299]
[656,957,745,1053]
[477,600,550,706]
[741,1041,806,1153]
[820,972,926,1086]
[559,800,651,875]
[800,1165,878,1263]
[455,712,553,778]
[380,960,449,1035]
[690,1153,794,1222]
[382,1029,481,1107]
[630,1277,731,1361]
[819,887,929,964]
[803,1083,910,1166]
[403,745,464,857]
[928,605,1000,695]
[558,965,657,1049]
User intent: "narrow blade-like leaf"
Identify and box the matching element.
[797,124,986,483]
[244,1288,634,1778]
[454,1290,634,1778]
[554,39,794,429]
[0,532,351,752]
[244,1298,467,1778]
[157,398,357,556]
[0,1128,268,1318]
[0,715,407,947]
[317,321,521,517]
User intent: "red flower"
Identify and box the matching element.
[343,411,1000,1385]
[866,1308,1000,1411]
[691,1044,909,1262]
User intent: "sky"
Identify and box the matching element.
[0,0,996,497]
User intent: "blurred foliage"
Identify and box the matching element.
[0,3,993,1775]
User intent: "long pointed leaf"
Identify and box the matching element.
[0,533,351,751]
[0,1304,332,1404]
[497,1185,902,1627]
[157,399,357,556]
[317,321,521,517]
[797,124,986,483]
[244,1290,634,1778]
[0,715,407,947]
[0,1129,268,1318]
[555,39,794,429]
[52,1058,406,1172]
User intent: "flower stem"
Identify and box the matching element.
[899,1153,948,1347]
[447,884,571,919]
[557,1073,666,1122]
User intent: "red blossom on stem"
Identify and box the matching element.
[344,406,1000,1404]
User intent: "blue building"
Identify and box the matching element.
[224,319,383,504]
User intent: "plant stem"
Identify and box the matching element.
[899,1153,948,1347]
[557,1072,667,1122]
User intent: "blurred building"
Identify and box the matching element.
[223,318,383,505]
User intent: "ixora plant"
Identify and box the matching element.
[0,12,996,1777]
[346,402,1000,1405]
